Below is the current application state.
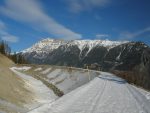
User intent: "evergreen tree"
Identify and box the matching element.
[0,41,5,55]
[11,52,18,63]
[0,39,28,64]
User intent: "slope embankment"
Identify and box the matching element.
[0,54,57,113]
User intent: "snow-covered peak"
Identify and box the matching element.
[66,39,128,51]
[22,38,65,53]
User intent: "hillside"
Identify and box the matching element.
[0,54,14,67]
[0,54,57,113]
[0,54,32,113]
[13,64,100,94]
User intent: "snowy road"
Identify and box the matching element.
[28,72,150,113]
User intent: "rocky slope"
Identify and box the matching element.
[0,54,57,113]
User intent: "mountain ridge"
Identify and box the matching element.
[21,38,128,60]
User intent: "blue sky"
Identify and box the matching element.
[0,0,150,52]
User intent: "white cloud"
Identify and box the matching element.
[0,20,19,43]
[1,35,18,43]
[119,27,150,40]
[0,0,82,40]
[96,34,109,39]
[0,20,6,29]
[65,0,111,13]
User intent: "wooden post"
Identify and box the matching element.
[87,66,90,81]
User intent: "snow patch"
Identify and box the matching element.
[46,69,98,94]
[41,68,52,74]
[34,67,42,72]
[47,69,61,78]
[13,66,31,71]
[146,94,150,100]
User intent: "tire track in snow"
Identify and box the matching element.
[66,78,107,113]
[62,78,106,113]
[89,79,107,113]
[27,100,56,113]
[28,78,100,113]
[126,84,150,113]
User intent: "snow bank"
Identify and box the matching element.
[13,66,31,71]
[34,67,42,72]
[45,69,98,94]
[0,99,26,113]
[133,86,150,101]
[41,68,52,74]
[47,69,61,78]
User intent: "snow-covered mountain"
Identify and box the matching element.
[20,38,149,70]
[22,38,128,54]
[21,38,128,61]
[20,38,149,69]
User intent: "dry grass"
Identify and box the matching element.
[0,54,14,68]
[111,70,150,91]
[0,54,34,112]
